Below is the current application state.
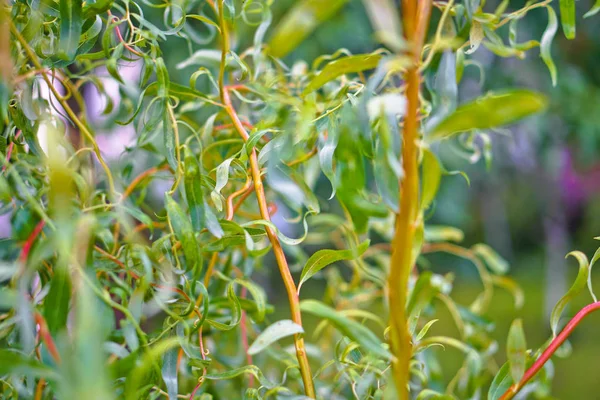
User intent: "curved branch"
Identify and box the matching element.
[500,301,600,400]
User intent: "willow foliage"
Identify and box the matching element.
[0,0,599,399]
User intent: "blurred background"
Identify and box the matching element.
[3,0,600,397]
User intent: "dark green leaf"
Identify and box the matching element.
[58,0,83,61]
[44,263,71,334]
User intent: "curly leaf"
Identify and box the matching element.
[550,251,590,336]
[472,244,509,275]
[541,6,558,86]
[584,0,600,17]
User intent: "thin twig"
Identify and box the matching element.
[499,301,600,400]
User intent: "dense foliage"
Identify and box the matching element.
[1,0,599,399]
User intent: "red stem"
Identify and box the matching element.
[20,220,46,264]
[500,301,600,399]
[3,130,21,173]
[33,312,61,363]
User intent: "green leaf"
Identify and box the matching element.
[206,284,241,331]
[472,244,509,275]
[300,299,391,359]
[416,389,455,400]
[303,54,382,94]
[540,6,558,86]
[298,240,369,291]
[421,149,442,210]
[124,337,180,400]
[488,362,514,400]
[425,51,458,132]
[162,345,178,400]
[145,81,211,103]
[506,319,527,383]
[248,319,304,355]
[559,0,576,39]
[82,0,114,20]
[424,226,464,243]
[164,105,178,172]
[0,349,60,379]
[58,0,83,61]
[43,263,72,334]
[211,157,236,211]
[205,365,275,389]
[428,90,547,141]
[415,319,439,342]
[587,244,600,302]
[165,193,201,273]
[584,0,600,17]
[184,148,206,232]
[234,279,267,323]
[550,251,590,336]
[268,0,349,58]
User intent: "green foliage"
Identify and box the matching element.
[0,0,598,399]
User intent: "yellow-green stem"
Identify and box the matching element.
[9,22,116,197]
[223,90,316,398]
[388,1,432,398]
[216,2,314,396]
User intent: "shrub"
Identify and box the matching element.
[1,0,599,399]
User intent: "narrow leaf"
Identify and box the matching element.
[550,251,590,336]
[165,193,201,273]
[248,320,304,355]
[472,244,509,275]
[162,346,178,400]
[58,0,83,61]
[584,0,600,18]
[488,362,514,400]
[421,149,442,210]
[506,319,527,383]
[540,6,558,86]
[429,90,547,141]
[43,263,72,334]
[298,240,369,291]
[303,54,382,94]
[559,0,576,39]
[300,299,391,359]
[268,0,349,58]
